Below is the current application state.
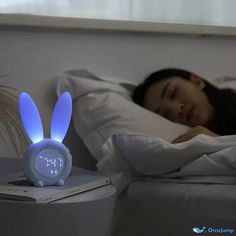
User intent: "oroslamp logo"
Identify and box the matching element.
[193,226,235,234]
[192,227,206,234]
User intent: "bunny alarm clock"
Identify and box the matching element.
[18,92,72,187]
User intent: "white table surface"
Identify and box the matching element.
[0,157,116,236]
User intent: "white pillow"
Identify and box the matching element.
[57,69,190,192]
[213,76,236,89]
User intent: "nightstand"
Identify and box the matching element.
[0,158,116,236]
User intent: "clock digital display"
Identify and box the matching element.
[35,149,64,177]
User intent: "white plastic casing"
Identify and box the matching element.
[23,138,72,187]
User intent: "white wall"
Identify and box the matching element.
[1,28,236,105]
[1,27,236,167]
[1,28,236,87]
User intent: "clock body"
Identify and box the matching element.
[23,139,72,187]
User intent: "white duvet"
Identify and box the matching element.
[106,134,236,187]
[164,144,236,184]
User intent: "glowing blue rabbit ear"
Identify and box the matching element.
[50,92,72,142]
[19,92,44,143]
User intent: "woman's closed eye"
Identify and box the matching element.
[170,87,177,100]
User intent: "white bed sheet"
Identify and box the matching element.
[113,179,236,236]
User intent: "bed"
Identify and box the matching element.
[56,69,236,236]
[113,181,236,235]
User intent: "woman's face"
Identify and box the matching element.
[144,75,215,127]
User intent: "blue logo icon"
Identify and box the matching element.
[193,227,206,234]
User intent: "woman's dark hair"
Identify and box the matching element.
[132,68,236,135]
[132,68,191,106]
[204,82,236,135]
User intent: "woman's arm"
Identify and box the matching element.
[171,126,219,144]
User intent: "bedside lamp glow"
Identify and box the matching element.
[50,92,72,142]
[19,92,72,187]
[19,92,44,144]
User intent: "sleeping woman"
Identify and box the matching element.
[132,68,236,143]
